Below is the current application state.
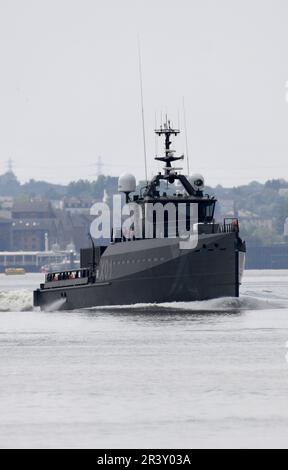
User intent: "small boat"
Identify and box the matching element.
[5,267,26,275]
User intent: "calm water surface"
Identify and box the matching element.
[0,270,288,448]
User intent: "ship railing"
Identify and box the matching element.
[217,218,239,233]
[45,268,90,283]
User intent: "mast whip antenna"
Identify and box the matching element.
[182,97,190,176]
[138,38,148,183]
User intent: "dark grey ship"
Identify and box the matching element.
[34,122,246,310]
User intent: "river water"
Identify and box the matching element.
[0,270,288,448]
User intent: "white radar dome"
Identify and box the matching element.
[189,173,205,192]
[118,173,136,194]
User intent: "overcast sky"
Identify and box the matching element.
[0,0,288,187]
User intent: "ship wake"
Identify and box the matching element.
[0,289,33,312]
[94,294,286,313]
[158,295,285,312]
[0,289,285,313]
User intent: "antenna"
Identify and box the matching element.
[137,38,148,183]
[154,112,158,157]
[182,97,190,176]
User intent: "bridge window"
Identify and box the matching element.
[198,201,215,222]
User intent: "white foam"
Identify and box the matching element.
[44,298,67,312]
[0,288,284,314]
[158,295,283,311]
[0,289,33,312]
[92,295,284,312]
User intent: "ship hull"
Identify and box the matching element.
[34,232,245,311]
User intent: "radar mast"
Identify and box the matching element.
[155,117,184,175]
